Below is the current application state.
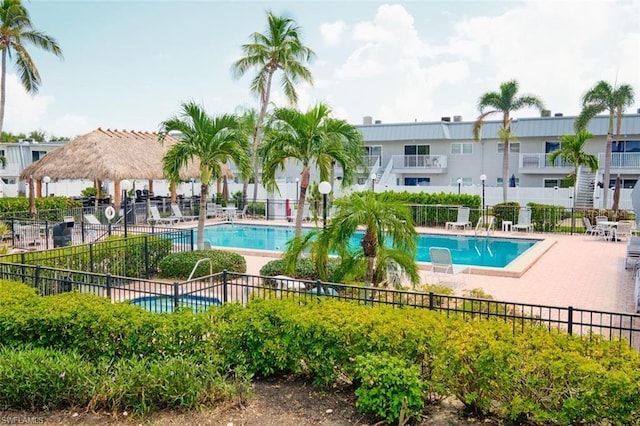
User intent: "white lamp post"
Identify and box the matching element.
[457,178,462,195]
[121,179,132,238]
[42,176,51,197]
[370,173,376,192]
[480,174,487,226]
[318,181,332,229]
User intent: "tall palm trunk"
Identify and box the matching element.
[249,71,275,205]
[294,166,310,237]
[501,113,510,203]
[197,183,209,250]
[0,49,7,136]
[602,112,614,208]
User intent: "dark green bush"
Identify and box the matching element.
[527,202,568,232]
[354,353,424,424]
[259,257,341,281]
[0,347,97,410]
[159,249,246,279]
[92,356,243,414]
[491,202,521,227]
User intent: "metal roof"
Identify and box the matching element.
[357,114,640,142]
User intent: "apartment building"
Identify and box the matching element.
[355,112,640,208]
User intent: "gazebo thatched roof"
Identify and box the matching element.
[20,128,200,181]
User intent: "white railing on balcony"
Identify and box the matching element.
[391,155,447,169]
[519,153,572,169]
[598,152,640,169]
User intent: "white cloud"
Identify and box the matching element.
[325,0,640,125]
[319,20,347,46]
[3,74,54,133]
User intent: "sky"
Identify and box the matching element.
[3,0,640,139]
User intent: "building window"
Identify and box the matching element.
[497,142,520,153]
[364,145,382,166]
[497,177,519,186]
[450,177,473,186]
[1,177,16,185]
[545,141,560,153]
[544,179,562,188]
[609,178,637,189]
[612,139,640,152]
[451,143,472,155]
[404,177,430,186]
[31,150,47,162]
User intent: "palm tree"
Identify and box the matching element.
[547,130,598,207]
[575,80,635,207]
[159,102,251,250]
[260,103,364,237]
[297,192,419,288]
[0,0,63,135]
[231,10,315,206]
[472,80,545,202]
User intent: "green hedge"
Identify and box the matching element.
[2,280,640,423]
[259,257,341,281]
[0,197,81,222]
[158,250,246,279]
[0,234,174,278]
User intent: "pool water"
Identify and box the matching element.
[130,295,221,313]
[197,224,539,268]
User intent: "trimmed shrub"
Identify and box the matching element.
[0,347,97,410]
[92,357,245,414]
[159,249,246,279]
[259,257,341,281]
[354,353,424,424]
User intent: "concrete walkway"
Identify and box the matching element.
[188,219,636,314]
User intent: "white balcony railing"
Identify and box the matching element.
[391,155,447,169]
[598,152,640,169]
[519,153,572,169]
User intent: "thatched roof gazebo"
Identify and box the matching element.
[20,128,199,208]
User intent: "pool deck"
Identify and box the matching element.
[180,218,635,314]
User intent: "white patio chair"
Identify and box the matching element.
[235,204,248,220]
[428,247,466,288]
[171,203,198,222]
[445,207,471,231]
[513,208,533,233]
[613,220,633,242]
[206,203,220,219]
[148,206,179,225]
[582,217,602,237]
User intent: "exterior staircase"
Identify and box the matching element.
[575,166,597,209]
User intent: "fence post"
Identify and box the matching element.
[266,199,270,221]
[315,280,322,296]
[428,292,435,310]
[222,269,228,304]
[44,221,49,250]
[173,281,180,309]
[89,243,94,273]
[34,265,41,294]
[567,306,573,335]
[81,221,86,243]
[106,273,112,299]
[144,235,150,278]
[190,229,195,251]
[108,222,112,237]
[20,252,26,283]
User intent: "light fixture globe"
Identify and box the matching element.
[457,178,462,184]
[42,176,51,184]
[121,179,132,191]
[480,174,487,182]
[318,181,332,195]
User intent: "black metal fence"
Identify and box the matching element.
[3,264,639,349]
[0,230,193,278]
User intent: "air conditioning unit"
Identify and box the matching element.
[453,115,462,122]
[441,117,451,122]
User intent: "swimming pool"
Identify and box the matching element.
[197,224,539,268]
[130,295,221,313]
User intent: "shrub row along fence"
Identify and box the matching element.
[2,263,639,349]
[0,230,193,278]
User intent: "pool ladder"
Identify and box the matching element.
[188,258,213,282]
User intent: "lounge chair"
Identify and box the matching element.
[625,236,640,269]
[206,203,220,219]
[148,206,179,225]
[171,203,198,222]
[445,207,471,231]
[513,208,533,233]
[84,214,102,226]
[428,247,466,288]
